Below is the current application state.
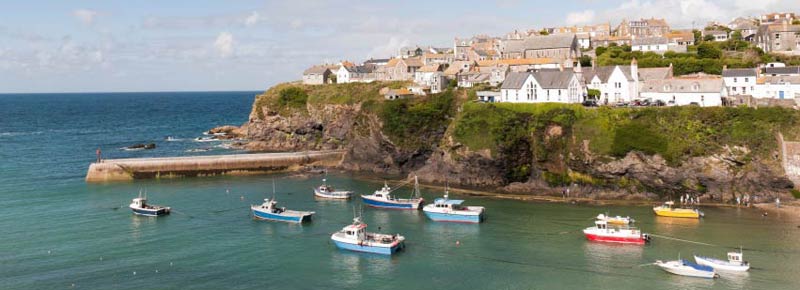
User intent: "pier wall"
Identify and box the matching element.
[85,151,344,182]
[779,133,800,189]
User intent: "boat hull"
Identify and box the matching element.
[656,261,717,279]
[653,208,700,218]
[361,195,422,210]
[314,188,352,199]
[332,239,403,255]
[694,255,750,272]
[252,209,311,223]
[584,233,646,245]
[131,207,170,217]
[423,210,483,223]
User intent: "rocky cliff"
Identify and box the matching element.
[232,82,800,203]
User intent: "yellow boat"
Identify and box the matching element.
[653,201,703,219]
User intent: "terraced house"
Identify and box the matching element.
[498,34,580,64]
[755,21,800,55]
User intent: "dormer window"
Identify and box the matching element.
[663,84,671,91]
[692,83,700,91]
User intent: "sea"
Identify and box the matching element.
[1,92,799,290]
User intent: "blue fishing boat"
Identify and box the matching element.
[251,198,314,223]
[129,192,170,217]
[361,176,424,210]
[422,187,485,223]
[330,216,405,255]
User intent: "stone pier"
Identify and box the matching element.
[85,150,344,182]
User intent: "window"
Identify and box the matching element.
[744,77,748,82]
[664,84,671,91]
[692,84,700,91]
[734,78,737,83]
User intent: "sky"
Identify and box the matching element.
[0,0,797,93]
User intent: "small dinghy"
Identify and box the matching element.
[583,220,649,245]
[423,186,484,223]
[129,191,170,217]
[596,213,635,225]
[694,249,749,272]
[361,176,424,210]
[330,215,405,255]
[656,259,718,279]
[251,198,314,223]
[314,175,353,199]
[194,136,218,142]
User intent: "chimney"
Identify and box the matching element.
[559,63,564,72]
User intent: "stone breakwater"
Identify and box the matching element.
[85,150,344,182]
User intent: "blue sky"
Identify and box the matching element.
[0,0,796,93]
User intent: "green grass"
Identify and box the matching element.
[380,89,455,151]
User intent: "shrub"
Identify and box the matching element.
[277,87,308,109]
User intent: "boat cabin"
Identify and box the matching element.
[258,199,283,213]
[594,220,608,230]
[343,222,367,240]
[433,198,465,210]
[727,252,744,264]
[131,198,148,209]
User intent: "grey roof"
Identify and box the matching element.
[704,30,728,36]
[761,75,800,84]
[344,65,373,73]
[765,66,800,75]
[722,68,757,77]
[632,37,668,46]
[364,58,390,64]
[303,66,331,75]
[641,78,724,93]
[500,72,531,89]
[638,67,672,81]
[503,34,575,53]
[531,69,578,89]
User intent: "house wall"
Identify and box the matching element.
[723,76,757,95]
[302,73,327,85]
[499,75,584,104]
[754,82,800,99]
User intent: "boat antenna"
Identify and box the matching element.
[444,179,449,200]
[412,175,420,199]
[271,179,276,201]
[138,189,142,199]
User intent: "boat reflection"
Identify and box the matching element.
[653,216,700,233]
[129,214,157,241]
[582,242,644,273]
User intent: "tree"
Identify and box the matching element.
[793,19,800,25]
[579,55,593,67]
[587,89,601,100]
[539,29,549,35]
[703,34,715,42]
[595,46,607,56]
[693,29,702,44]
[731,30,743,41]
[697,43,722,59]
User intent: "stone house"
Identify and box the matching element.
[755,22,800,55]
[499,34,580,62]
[302,66,332,85]
[615,18,670,37]
[383,57,424,81]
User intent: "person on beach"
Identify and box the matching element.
[96,148,102,163]
[776,197,781,208]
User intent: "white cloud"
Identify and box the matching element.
[244,11,261,27]
[593,0,798,27]
[214,32,235,58]
[73,9,98,26]
[368,37,409,59]
[566,10,596,25]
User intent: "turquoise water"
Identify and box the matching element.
[1,92,799,289]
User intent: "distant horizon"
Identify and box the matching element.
[0,89,266,95]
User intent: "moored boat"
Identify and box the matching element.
[330,216,405,255]
[251,198,314,223]
[694,249,750,272]
[129,192,170,217]
[423,187,484,223]
[583,220,650,245]
[655,259,718,279]
[361,176,424,210]
[653,201,703,218]
[314,177,353,199]
[596,213,635,225]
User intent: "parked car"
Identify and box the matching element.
[582,100,598,107]
[653,100,666,106]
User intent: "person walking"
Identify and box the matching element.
[96,148,102,163]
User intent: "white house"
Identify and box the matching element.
[640,76,727,107]
[703,30,729,42]
[721,68,757,96]
[499,66,586,103]
[414,64,446,93]
[632,37,669,53]
[585,59,639,104]
[335,65,374,83]
[754,76,800,99]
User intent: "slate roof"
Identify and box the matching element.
[418,64,443,73]
[638,67,672,81]
[500,72,531,89]
[303,66,331,75]
[632,37,668,46]
[757,75,800,84]
[765,66,800,75]
[503,34,575,54]
[722,68,757,78]
[344,65,374,73]
[364,58,390,64]
[585,66,616,83]
[531,69,579,89]
[477,58,556,66]
[640,78,724,93]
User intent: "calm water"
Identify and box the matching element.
[1,92,799,290]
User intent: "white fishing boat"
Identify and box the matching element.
[314,174,353,199]
[583,220,650,245]
[655,259,718,279]
[129,191,170,217]
[596,213,635,225]
[330,215,405,255]
[251,198,314,223]
[422,186,485,223]
[361,176,424,210]
[694,249,750,272]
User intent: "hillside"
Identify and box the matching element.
[239,81,800,203]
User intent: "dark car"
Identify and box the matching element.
[582,100,598,107]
